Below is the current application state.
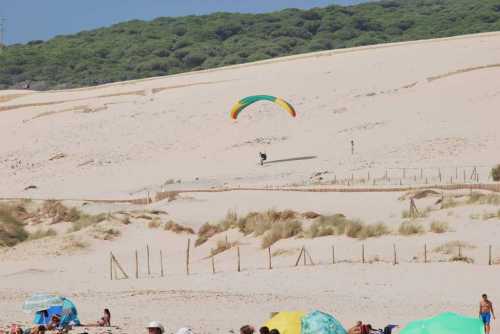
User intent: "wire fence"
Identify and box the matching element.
[109,239,499,280]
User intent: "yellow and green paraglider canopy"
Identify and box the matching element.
[264,311,306,334]
[230,95,296,120]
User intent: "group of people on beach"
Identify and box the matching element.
[140,294,497,334]
[2,309,110,334]
[3,294,496,334]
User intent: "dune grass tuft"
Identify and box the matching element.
[467,192,500,206]
[210,239,236,256]
[430,221,449,234]
[0,204,29,247]
[28,228,57,240]
[307,214,390,240]
[262,220,303,248]
[398,221,424,235]
[196,223,222,247]
[434,240,475,255]
[164,221,195,234]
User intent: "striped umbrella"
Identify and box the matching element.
[22,294,64,313]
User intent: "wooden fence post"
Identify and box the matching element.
[458,245,462,258]
[111,253,129,279]
[135,250,139,279]
[362,244,365,264]
[160,250,164,277]
[393,244,398,265]
[211,249,216,274]
[489,245,492,266]
[303,246,307,266]
[332,245,335,264]
[147,244,151,276]
[237,246,241,272]
[424,244,428,263]
[110,252,113,280]
[295,247,304,267]
[268,247,272,270]
[186,239,191,275]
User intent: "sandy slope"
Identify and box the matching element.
[1,32,500,198]
[1,32,500,333]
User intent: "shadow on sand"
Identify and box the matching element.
[264,155,318,165]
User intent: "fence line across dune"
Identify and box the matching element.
[108,240,498,281]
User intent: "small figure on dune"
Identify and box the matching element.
[259,152,267,166]
[351,140,355,155]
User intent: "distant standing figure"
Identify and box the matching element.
[351,140,355,155]
[259,152,267,166]
[480,294,496,334]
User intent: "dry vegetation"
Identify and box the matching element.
[164,221,195,234]
[307,214,389,240]
[0,204,29,247]
[210,239,236,256]
[28,228,57,240]
[429,221,449,234]
[91,227,121,240]
[148,218,161,229]
[262,220,303,248]
[154,191,180,202]
[434,240,475,255]
[62,236,89,251]
[401,207,430,219]
[68,212,108,232]
[196,209,390,248]
[399,221,425,235]
[467,192,500,205]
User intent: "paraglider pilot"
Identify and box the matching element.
[259,152,267,166]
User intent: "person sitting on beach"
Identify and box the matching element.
[259,327,270,334]
[28,326,46,334]
[147,321,164,334]
[240,325,255,334]
[47,315,61,331]
[98,308,111,327]
[348,322,363,334]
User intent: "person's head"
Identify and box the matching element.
[240,325,255,334]
[483,294,488,300]
[260,327,270,334]
[147,321,164,334]
[104,308,111,316]
[269,329,280,334]
[366,325,372,330]
[51,315,61,325]
[32,326,46,334]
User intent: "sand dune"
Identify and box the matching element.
[1,32,500,333]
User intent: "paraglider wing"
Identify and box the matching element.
[230,95,296,120]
